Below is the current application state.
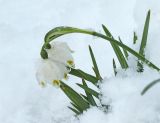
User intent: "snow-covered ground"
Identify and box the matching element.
[1,0,160,123]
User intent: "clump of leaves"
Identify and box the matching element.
[40,10,160,115]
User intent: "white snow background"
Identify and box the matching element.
[1,0,160,123]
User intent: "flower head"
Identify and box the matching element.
[36,59,68,87]
[37,41,74,87]
[46,42,75,68]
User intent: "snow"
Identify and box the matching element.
[1,0,160,123]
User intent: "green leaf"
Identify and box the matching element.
[80,94,89,102]
[43,25,160,71]
[104,36,160,71]
[60,81,89,111]
[82,79,97,106]
[68,106,80,115]
[69,68,98,85]
[101,24,112,37]
[137,10,151,72]
[77,83,99,98]
[102,24,128,69]
[70,102,83,113]
[119,36,129,59]
[88,45,102,80]
[141,78,160,95]
[113,58,117,76]
[133,32,138,44]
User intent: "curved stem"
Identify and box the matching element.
[42,27,160,71]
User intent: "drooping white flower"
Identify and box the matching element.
[36,59,68,87]
[46,41,75,68]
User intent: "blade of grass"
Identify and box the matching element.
[60,81,89,111]
[137,10,150,72]
[113,58,117,76]
[68,106,80,115]
[69,68,99,85]
[133,32,138,44]
[102,24,128,69]
[141,78,160,95]
[70,102,83,113]
[77,83,99,98]
[82,79,97,106]
[89,45,102,80]
[92,67,97,78]
[119,36,129,59]
[80,94,89,102]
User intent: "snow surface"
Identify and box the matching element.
[1,0,160,123]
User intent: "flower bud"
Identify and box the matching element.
[40,49,48,59]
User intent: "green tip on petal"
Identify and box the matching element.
[67,60,75,68]
[52,80,61,87]
[39,81,46,87]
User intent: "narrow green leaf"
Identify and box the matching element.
[77,83,99,98]
[119,36,129,59]
[70,102,83,113]
[92,67,97,78]
[60,81,89,111]
[43,26,160,71]
[137,62,144,72]
[102,24,128,69]
[89,45,102,80]
[113,58,117,76]
[133,32,138,44]
[68,106,80,115]
[103,36,160,71]
[80,94,89,102]
[141,78,160,95]
[101,24,112,37]
[137,10,151,72]
[82,79,97,106]
[69,68,98,85]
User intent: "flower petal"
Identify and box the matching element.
[46,42,74,66]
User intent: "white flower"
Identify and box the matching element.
[46,41,75,68]
[36,59,68,87]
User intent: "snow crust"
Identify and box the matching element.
[1,0,160,123]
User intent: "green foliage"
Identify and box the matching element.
[40,10,160,115]
[68,106,81,115]
[102,25,128,69]
[89,45,102,80]
[82,79,97,106]
[44,26,95,43]
[118,37,129,60]
[137,10,150,72]
[41,24,160,72]
[133,32,138,44]
[60,81,89,113]
[60,76,100,114]
[77,83,100,98]
[69,68,99,85]
[141,78,160,95]
[113,58,117,76]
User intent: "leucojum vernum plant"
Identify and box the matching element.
[36,10,160,115]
